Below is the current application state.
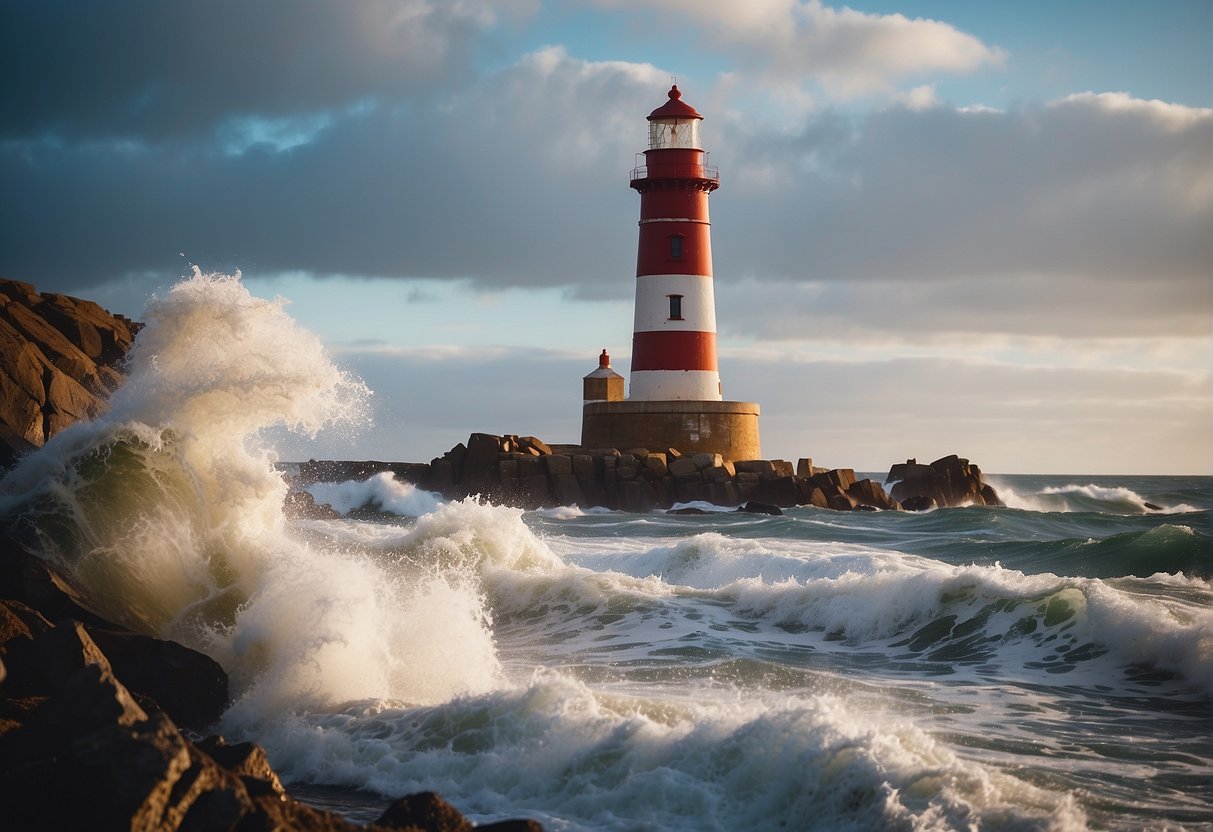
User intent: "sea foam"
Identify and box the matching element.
[0,271,503,714]
[306,472,442,517]
[241,671,1089,832]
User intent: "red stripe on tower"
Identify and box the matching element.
[631,330,718,371]
[628,85,723,402]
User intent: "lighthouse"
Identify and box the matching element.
[582,85,760,460]
[629,85,721,401]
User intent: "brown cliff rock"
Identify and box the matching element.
[0,277,138,465]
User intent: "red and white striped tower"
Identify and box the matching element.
[581,84,759,461]
[628,85,722,402]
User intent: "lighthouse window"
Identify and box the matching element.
[669,235,683,259]
[668,294,684,320]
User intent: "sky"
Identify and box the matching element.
[1,0,1210,474]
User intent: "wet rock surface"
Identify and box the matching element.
[0,529,545,831]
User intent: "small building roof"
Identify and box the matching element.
[585,349,624,380]
[647,85,703,122]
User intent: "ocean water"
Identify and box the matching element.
[1,273,1210,831]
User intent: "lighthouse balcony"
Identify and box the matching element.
[630,162,719,185]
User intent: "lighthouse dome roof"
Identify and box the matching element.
[647,85,703,121]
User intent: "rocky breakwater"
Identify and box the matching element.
[298,433,1001,514]
[0,278,139,467]
[0,527,544,831]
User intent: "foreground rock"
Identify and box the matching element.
[0,278,139,467]
[886,455,1003,508]
[296,434,1000,514]
[0,530,545,831]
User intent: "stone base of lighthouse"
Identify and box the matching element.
[581,400,761,461]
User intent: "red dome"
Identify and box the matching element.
[647,85,703,121]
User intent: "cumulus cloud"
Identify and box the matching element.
[715,91,1213,297]
[589,0,1005,96]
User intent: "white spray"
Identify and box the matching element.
[0,271,504,716]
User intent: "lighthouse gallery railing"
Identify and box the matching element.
[630,162,720,184]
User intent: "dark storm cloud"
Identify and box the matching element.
[1,24,1208,342]
[0,0,523,141]
[0,46,652,293]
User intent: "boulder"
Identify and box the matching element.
[885,459,934,484]
[429,457,455,491]
[643,453,669,478]
[515,475,551,509]
[826,468,857,492]
[499,458,520,481]
[0,599,52,651]
[543,453,573,477]
[667,457,700,478]
[802,486,831,509]
[0,705,190,831]
[675,480,709,503]
[888,454,1003,507]
[445,442,468,480]
[516,436,551,456]
[194,735,286,798]
[376,791,473,831]
[733,460,775,476]
[615,479,657,513]
[0,279,139,460]
[615,454,640,481]
[517,455,544,479]
[755,476,801,508]
[571,454,597,484]
[708,480,738,506]
[84,627,228,730]
[847,479,899,511]
[770,460,795,478]
[550,474,585,507]
[827,492,857,511]
[979,484,1001,506]
[463,433,504,487]
[737,501,783,516]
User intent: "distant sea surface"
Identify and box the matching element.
[1,274,1208,831]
